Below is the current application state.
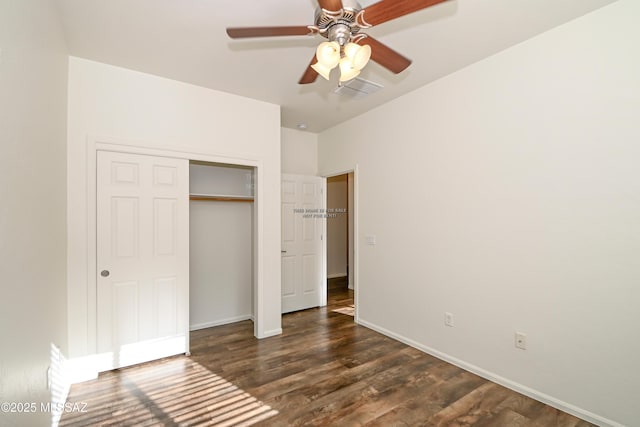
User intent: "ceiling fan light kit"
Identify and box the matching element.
[312,40,371,83]
[226,0,448,85]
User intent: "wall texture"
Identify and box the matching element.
[318,1,639,425]
[67,58,282,358]
[281,127,318,176]
[0,1,68,426]
[190,201,253,329]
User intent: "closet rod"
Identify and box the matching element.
[189,195,254,203]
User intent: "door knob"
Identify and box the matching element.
[101,270,110,277]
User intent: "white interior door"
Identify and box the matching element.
[97,150,189,370]
[281,174,325,313]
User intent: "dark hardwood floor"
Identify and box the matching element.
[60,279,594,426]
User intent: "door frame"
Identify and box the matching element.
[86,137,267,362]
[322,165,359,322]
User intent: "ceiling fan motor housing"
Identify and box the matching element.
[314,0,366,45]
[328,24,352,46]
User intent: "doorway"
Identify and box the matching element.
[326,172,355,317]
[189,161,255,331]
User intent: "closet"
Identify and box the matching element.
[189,161,254,330]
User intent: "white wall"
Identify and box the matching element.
[190,201,253,329]
[318,1,639,426]
[281,127,318,175]
[67,58,282,358]
[327,175,348,278]
[190,162,254,197]
[0,1,68,426]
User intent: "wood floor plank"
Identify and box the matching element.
[309,362,440,426]
[472,408,529,427]
[60,280,596,427]
[429,382,512,426]
[247,360,344,402]
[363,396,444,427]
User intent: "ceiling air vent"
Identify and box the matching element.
[333,77,383,100]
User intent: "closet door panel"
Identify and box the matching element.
[97,150,189,370]
[153,198,177,256]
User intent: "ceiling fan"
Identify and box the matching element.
[226,0,447,84]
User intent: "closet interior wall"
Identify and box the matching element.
[189,161,254,330]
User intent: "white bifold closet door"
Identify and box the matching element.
[96,150,189,370]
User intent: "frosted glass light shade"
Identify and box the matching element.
[315,41,340,68]
[343,43,371,71]
[354,44,371,70]
[311,62,333,80]
[339,57,360,82]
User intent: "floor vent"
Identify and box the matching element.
[334,77,383,99]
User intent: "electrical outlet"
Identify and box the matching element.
[515,332,527,350]
[444,312,454,327]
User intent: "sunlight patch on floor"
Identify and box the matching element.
[332,305,354,316]
[131,361,278,426]
[61,358,278,426]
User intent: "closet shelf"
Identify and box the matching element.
[189,193,254,203]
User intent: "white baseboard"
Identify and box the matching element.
[64,355,99,384]
[327,273,347,279]
[190,314,253,331]
[66,335,188,384]
[65,318,253,387]
[357,318,623,427]
[260,328,283,338]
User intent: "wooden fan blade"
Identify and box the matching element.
[299,55,320,85]
[317,0,343,13]
[360,0,447,26]
[226,26,312,39]
[358,36,412,74]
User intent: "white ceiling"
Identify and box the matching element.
[54,0,616,133]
